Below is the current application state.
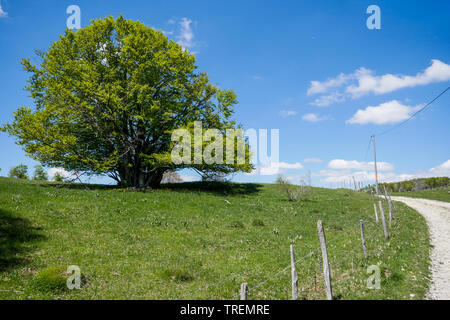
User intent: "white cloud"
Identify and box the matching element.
[302,113,327,122]
[328,159,394,171]
[347,59,450,97]
[314,169,375,184]
[278,162,304,169]
[0,2,7,18]
[177,17,195,50]
[316,170,406,184]
[47,168,74,181]
[253,75,262,80]
[346,100,422,125]
[306,60,450,106]
[310,92,345,107]
[429,160,450,176]
[307,73,354,95]
[304,157,322,163]
[280,110,298,118]
[259,161,303,175]
[307,68,371,96]
[316,159,450,185]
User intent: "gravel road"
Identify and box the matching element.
[390,196,450,300]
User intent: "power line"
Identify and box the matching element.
[375,85,450,137]
[361,85,450,189]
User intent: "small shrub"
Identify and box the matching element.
[53,172,66,182]
[229,220,245,228]
[161,268,194,282]
[31,266,86,292]
[33,165,48,181]
[9,164,28,179]
[252,218,265,227]
[31,266,69,292]
[276,175,312,201]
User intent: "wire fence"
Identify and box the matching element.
[211,190,397,300]
[102,191,395,300]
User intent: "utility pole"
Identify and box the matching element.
[371,135,379,195]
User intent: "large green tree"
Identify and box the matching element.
[2,16,252,188]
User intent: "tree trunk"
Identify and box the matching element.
[146,168,165,189]
[117,166,165,189]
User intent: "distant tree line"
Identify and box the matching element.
[7,164,52,181]
[379,177,449,193]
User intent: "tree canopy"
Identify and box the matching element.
[9,164,28,179]
[33,165,48,181]
[2,16,252,188]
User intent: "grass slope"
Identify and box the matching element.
[392,189,450,203]
[0,177,431,300]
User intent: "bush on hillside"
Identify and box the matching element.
[9,164,28,179]
[276,175,312,201]
[32,165,48,181]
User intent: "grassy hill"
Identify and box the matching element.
[0,177,431,300]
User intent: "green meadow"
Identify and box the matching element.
[0,177,431,300]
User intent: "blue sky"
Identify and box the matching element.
[0,0,449,187]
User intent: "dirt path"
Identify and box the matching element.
[390,196,450,300]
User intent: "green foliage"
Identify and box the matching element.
[32,165,48,181]
[1,16,252,188]
[31,266,68,292]
[276,175,312,201]
[53,172,65,182]
[382,177,450,193]
[8,164,28,179]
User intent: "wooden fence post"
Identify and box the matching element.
[382,185,389,202]
[317,220,333,300]
[290,244,298,300]
[373,203,379,223]
[378,201,389,240]
[389,194,396,212]
[360,220,368,259]
[240,283,248,300]
[383,186,393,226]
[386,189,396,218]
[388,199,392,228]
[388,190,396,213]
